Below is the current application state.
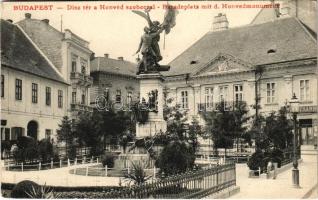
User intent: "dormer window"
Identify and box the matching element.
[190,60,198,64]
[267,49,276,54]
[267,45,277,54]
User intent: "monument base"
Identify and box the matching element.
[136,120,167,138]
[136,73,167,138]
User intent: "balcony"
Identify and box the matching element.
[197,101,247,112]
[70,72,93,86]
[84,75,93,86]
[70,103,93,112]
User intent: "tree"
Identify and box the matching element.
[188,117,204,152]
[247,106,293,170]
[100,109,132,148]
[263,106,293,150]
[232,102,250,151]
[202,101,249,156]
[75,108,134,155]
[57,116,76,159]
[165,103,188,140]
[75,111,104,156]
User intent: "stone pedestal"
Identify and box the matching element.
[136,73,167,138]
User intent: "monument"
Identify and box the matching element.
[132,8,177,138]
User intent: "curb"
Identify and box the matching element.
[302,183,318,199]
[205,186,240,199]
[276,159,303,175]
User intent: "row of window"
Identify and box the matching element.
[1,127,52,141]
[1,75,63,108]
[179,80,311,109]
[71,90,86,105]
[103,88,133,104]
[181,85,243,109]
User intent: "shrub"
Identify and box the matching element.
[263,148,284,168]
[124,162,152,186]
[1,140,11,152]
[102,153,115,168]
[270,148,283,167]
[155,140,195,175]
[17,136,37,149]
[247,150,264,171]
[38,139,54,162]
[14,136,39,163]
[11,180,40,198]
[24,184,58,199]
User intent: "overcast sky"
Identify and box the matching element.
[2,1,276,64]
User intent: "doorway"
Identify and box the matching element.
[27,120,38,140]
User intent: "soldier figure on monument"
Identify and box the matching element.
[135,26,164,74]
[132,7,178,74]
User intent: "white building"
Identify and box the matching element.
[1,13,94,142]
[163,6,317,145]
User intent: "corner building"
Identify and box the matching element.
[163,8,317,145]
[1,13,94,143]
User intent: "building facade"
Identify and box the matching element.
[90,54,139,111]
[1,19,68,142]
[1,13,94,142]
[163,10,317,145]
[17,13,94,120]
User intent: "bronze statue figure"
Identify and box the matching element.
[132,8,177,74]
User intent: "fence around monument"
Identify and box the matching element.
[97,163,236,199]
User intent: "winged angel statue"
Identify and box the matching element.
[133,7,178,74]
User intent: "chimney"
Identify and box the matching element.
[212,13,229,31]
[6,19,13,23]
[25,13,31,19]
[104,53,109,58]
[42,19,49,24]
[117,56,124,61]
[90,53,95,61]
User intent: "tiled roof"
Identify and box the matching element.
[1,19,66,83]
[164,17,317,76]
[17,18,64,70]
[91,57,137,77]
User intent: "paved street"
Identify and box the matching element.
[231,154,318,199]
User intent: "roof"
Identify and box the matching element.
[165,17,317,76]
[16,18,64,70]
[1,19,66,83]
[91,57,137,77]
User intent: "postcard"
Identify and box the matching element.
[1,0,317,199]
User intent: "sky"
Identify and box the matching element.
[1,1,276,64]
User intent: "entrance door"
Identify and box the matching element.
[301,127,314,145]
[27,121,38,140]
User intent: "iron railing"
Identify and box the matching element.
[99,163,236,199]
[70,103,93,112]
[197,101,247,112]
[70,72,93,86]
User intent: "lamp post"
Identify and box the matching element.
[289,93,300,188]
